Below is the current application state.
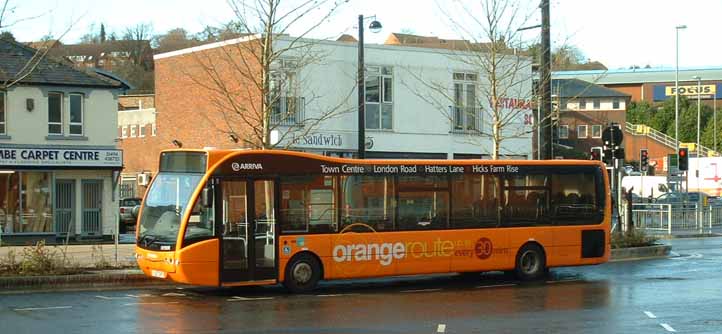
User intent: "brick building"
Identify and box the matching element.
[119,34,535,196]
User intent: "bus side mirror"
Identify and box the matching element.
[202,187,213,208]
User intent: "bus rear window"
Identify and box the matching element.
[160,152,207,173]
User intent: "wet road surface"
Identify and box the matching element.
[2,237,722,333]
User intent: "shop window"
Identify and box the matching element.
[279,175,337,234]
[69,94,83,135]
[340,175,395,232]
[0,172,53,234]
[48,92,63,135]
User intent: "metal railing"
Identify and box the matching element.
[270,96,305,126]
[626,122,717,156]
[631,203,722,235]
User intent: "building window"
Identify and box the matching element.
[592,125,602,138]
[559,125,569,139]
[121,126,128,138]
[0,172,53,234]
[139,124,146,137]
[270,58,303,126]
[578,99,585,110]
[152,123,157,136]
[130,125,137,138]
[593,99,600,109]
[69,94,83,135]
[577,125,588,138]
[48,92,63,135]
[365,65,393,130]
[0,92,5,134]
[452,71,480,131]
[613,98,620,109]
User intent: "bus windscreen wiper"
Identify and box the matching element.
[139,234,157,247]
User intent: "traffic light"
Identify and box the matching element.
[590,147,602,161]
[678,147,689,171]
[640,149,649,172]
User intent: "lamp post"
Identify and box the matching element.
[693,75,702,228]
[675,25,687,154]
[357,15,382,159]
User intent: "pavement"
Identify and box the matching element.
[0,234,675,293]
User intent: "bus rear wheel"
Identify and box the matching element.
[284,253,321,293]
[514,243,546,281]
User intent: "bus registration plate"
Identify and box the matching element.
[151,270,167,278]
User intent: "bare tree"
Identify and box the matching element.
[402,0,538,160]
[0,0,74,89]
[175,0,354,149]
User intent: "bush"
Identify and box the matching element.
[0,241,83,276]
[611,230,659,249]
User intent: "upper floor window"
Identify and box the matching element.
[69,94,83,135]
[48,92,63,135]
[0,92,5,135]
[577,125,588,138]
[121,126,128,138]
[452,71,479,131]
[270,59,303,126]
[578,99,585,110]
[152,123,157,136]
[593,99,600,109]
[558,124,569,139]
[139,124,146,137]
[130,124,137,138]
[612,98,620,109]
[592,125,602,138]
[365,65,393,130]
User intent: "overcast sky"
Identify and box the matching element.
[9,0,721,70]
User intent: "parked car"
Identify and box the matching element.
[119,197,142,233]
[652,192,709,208]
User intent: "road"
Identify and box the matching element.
[1,237,721,334]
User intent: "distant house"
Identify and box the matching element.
[42,40,154,72]
[550,78,630,155]
[0,39,127,244]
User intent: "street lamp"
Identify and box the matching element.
[358,15,382,159]
[675,25,687,154]
[693,75,702,226]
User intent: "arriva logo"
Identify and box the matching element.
[332,242,406,266]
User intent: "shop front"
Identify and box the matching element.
[0,146,123,244]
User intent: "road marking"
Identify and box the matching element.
[125,294,153,298]
[315,293,360,297]
[437,324,446,333]
[644,311,657,319]
[671,253,703,260]
[660,323,676,332]
[123,302,180,306]
[161,292,186,297]
[474,284,516,289]
[95,295,131,300]
[227,296,274,301]
[546,279,582,284]
[400,288,442,293]
[14,306,72,311]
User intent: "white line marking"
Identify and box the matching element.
[400,288,442,293]
[437,324,446,333]
[95,295,131,300]
[125,294,153,298]
[14,306,72,311]
[227,296,274,301]
[546,279,582,284]
[474,284,517,289]
[660,323,676,332]
[161,293,186,297]
[644,311,657,319]
[123,302,180,306]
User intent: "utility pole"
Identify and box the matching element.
[540,0,552,159]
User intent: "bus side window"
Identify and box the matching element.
[340,175,395,232]
[551,172,600,225]
[279,175,338,234]
[397,175,449,230]
[450,174,499,228]
[502,174,549,226]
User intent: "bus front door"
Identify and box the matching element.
[219,179,277,283]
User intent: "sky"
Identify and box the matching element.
[8,0,722,70]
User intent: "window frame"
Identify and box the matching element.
[593,99,600,110]
[365,65,393,130]
[577,124,588,139]
[69,93,84,136]
[452,71,480,131]
[591,125,602,138]
[612,98,620,109]
[121,126,128,138]
[578,99,585,110]
[139,124,146,137]
[48,92,63,135]
[559,124,569,139]
[130,124,137,138]
[152,123,157,136]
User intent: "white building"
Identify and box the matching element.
[0,39,126,244]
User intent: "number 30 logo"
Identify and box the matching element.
[474,238,493,260]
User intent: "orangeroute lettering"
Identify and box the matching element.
[332,238,482,266]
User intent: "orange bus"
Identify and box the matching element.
[135,149,610,292]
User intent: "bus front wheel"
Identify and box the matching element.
[514,243,546,281]
[284,253,321,293]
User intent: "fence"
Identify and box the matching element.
[631,203,722,235]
